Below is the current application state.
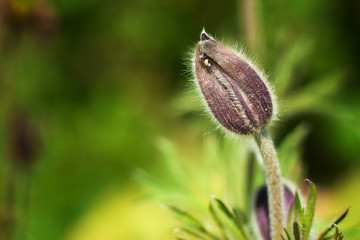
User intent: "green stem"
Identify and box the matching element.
[255,128,284,240]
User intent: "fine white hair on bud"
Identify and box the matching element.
[193,29,276,135]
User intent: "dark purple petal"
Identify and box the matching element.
[254,185,295,240]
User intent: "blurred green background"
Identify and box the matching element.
[0,0,359,239]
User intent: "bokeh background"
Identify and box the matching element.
[0,0,360,239]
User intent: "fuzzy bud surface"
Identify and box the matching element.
[194,30,274,135]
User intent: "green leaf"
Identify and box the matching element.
[232,208,251,239]
[284,228,293,240]
[303,180,317,240]
[167,205,204,228]
[213,198,233,219]
[321,234,336,240]
[167,205,220,240]
[321,225,339,240]
[287,202,295,233]
[293,222,302,240]
[209,199,248,240]
[209,203,230,240]
[316,208,349,240]
[294,192,302,222]
[177,228,207,240]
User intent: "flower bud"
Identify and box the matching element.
[194,30,275,135]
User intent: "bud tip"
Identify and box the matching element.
[201,28,210,41]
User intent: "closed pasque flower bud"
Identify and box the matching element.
[194,30,276,135]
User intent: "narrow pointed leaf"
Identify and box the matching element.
[178,228,207,240]
[303,181,317,240]
[321,226,338,240]
[168,205,219,239]
[214,198,233,219]
[213,198,249,239]
[294,192,302,222]
[233,208,248,225]
[316,208,349,240]
[287,202,295,233]
[293,222,302,240]
[321,234,336,240]
[284,228,293,240]
[232,208,250,239]
[209,203,229,240]
[168,205,203,227]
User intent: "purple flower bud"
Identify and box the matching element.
[194,30,275,135]
[254,185,295,240]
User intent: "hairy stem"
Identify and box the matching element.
[255,128,284,240]
[240,0,258,50]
